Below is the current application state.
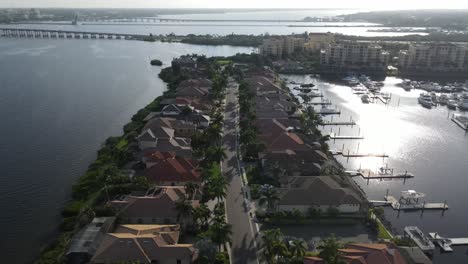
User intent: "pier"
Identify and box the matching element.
[0,28,159,41]
[308,101,332,106]
[451,114,468,130]
[328,132,364,140]
[320,121,356,126]
[347,168,413,179]
[428,233,468,252]
[384,194,448,211]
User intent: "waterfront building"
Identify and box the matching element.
[276,175,364,213]
[398,43,468,74]
[259,36,306,57]
[304,32,335,52]
[304,243,408,264]
[320,41,390,73]
[91,224,196,264]
[109,186,199,225]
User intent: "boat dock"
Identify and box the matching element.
[348,169,413,179]
[308,101,332,106]
[404,226,435,252]
[321,121,356,126]
[329,132,364,140]
[384,195,448,211]
[451,114,468,130]
[428,233,468,252]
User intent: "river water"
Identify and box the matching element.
[283,75,468,264]
[0,38,251,263]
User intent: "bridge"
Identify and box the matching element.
[78,17,304,23]
[0,28,154,41]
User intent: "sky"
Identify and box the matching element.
[0,0,467,9]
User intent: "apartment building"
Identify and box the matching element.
[320,41,389,72]
[259,36,305,57]
[398,43,468,73]
[304,32,335,51]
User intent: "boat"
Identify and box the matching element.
[418,93,434,108]
[438,94,448,105]
[361,94,370,104]
[300,83,315,88]
[447,99,458,109]
[458,93,468,110]
[400,79,413,91]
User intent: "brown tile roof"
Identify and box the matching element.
[143,152,201,184]
[303,243,407,264]
[277,175,363,206]
[91,224,196,264]
[110,187,199,220]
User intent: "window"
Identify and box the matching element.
[177,260,182,264]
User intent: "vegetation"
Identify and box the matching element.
[150,59,163,66]
[260,229,308,264]
[181,34,266,47]
[318,235,346,264]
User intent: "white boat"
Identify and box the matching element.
[438,94,448,105]
[458,93,468,110]
[447,99,458,109]
[418,93,434,108]
[361,94,370,104]
[400,79,413,91]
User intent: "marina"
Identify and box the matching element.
[383,191,449,211]
[428,233,468,252]
[347,168,413,179]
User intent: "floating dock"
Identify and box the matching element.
[384,195,448,211]
[318,110,341,115]
[320,121,356,126]
[404,226,435,252]
[428,232,468,252]
[451,114,468,130]
[308,101,332,106]
[349,169,413,179]
[329,132,364,140]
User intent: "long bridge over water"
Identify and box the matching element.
[0,28,155,40]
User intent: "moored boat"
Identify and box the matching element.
[418,93,434,108]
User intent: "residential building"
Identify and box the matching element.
[320,41,390,72]
[144,117,197,138]
[136,125,192,157]
[143,151,201,186]
[398,43,468,73]
[66,217,115,264]
[110,187,198,225]
[91,224,197,264]
[304,243,407,264]
[259,36,306,57]
[276,175,363,213]
[304,32,335,52]
[175,79,212,98]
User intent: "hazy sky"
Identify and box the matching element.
[0,0,467,9]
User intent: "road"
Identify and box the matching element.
[222,82,260,264]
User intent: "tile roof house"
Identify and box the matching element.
[245,76,283,96]
[143,151,201,186]
[276,175,363,213]
[261,149,327,178]
[161,104,193,116]
[91,224,197,264]
[175,79,212,98]
[110,187,199,225]
[137,123,192,157]
[144,117,197,138]
[175,97,212,114]
[303,243,407,264]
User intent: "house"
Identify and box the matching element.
[276,175,363,213]
[91,224,197,264]
[175,79,212,98]
[110,187,198,225]
[172,55,198,70]
[261,149,327,177]
[245,76,283,96]
[136,124,192,158]
[143,151,201,186]
[175,97,212,114]
[144,117,197,138]
[161,104,185,116]
[255,96,297,113]
[66,217,115,264]
[303,243,407,264]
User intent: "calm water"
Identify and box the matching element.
[283,75,468,264]
[0,38,251,263]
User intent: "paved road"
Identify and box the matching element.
[223,82,260,264]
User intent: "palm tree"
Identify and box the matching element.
[175,198,193,226]
[208,221,232,251]
[204,146,227,165]
[318,235,345,264]
[258,185,280,212]
[184,182,199,200]
[260,229,288,264]
[212,202,226,223]
[193,203,211,230]
[207,174,228,202]
[288,239,307,262]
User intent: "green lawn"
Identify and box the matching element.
[377,221,393,239]
[116,138,128,150]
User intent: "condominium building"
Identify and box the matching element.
[398,43,468,73]
[320,41,389,72]
[259,36,305,57]
[304,32,335,51]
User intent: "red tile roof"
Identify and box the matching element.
[143,152,201,184]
